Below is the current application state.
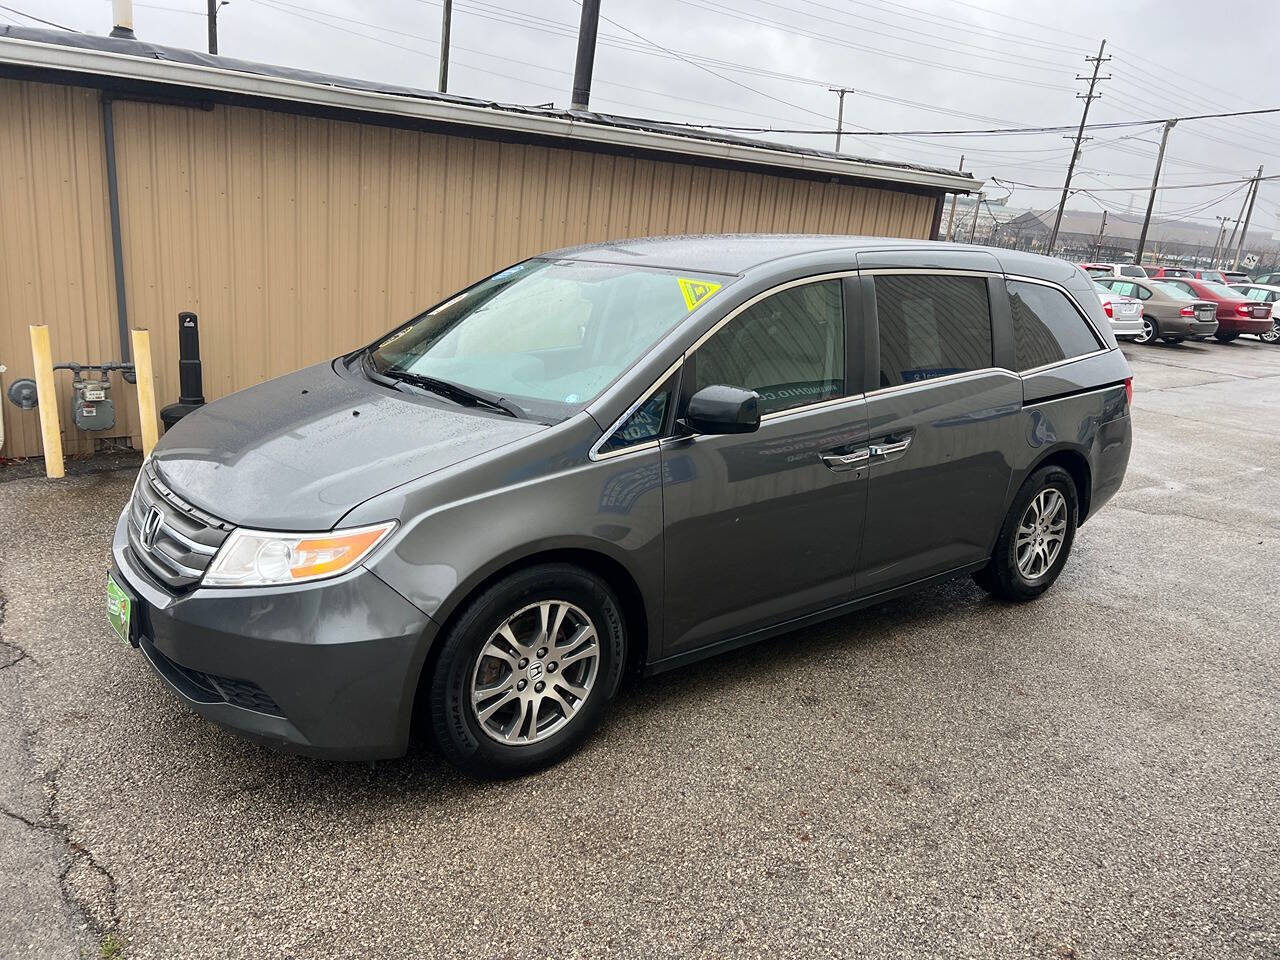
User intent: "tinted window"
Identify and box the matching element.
[874,275,991,387]
[1120,265,1148,278]
[598,389,669,454]
[1082,266,1111,277]
[1134,284,1153,301]
[1008,280,1102,371]
[694,280,844,416]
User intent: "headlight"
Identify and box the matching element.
[203,522,396,587]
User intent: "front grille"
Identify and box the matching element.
[126,461,233,591]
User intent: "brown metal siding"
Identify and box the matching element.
[0,80,936,459]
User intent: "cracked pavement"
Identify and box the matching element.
[0,339,1277,959]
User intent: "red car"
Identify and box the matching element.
[1157,277,1274,341]
[1143,265,1195,279]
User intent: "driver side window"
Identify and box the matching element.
[693,280,845,416]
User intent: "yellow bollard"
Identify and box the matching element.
[28,325,64,479]
[130,328,160,456]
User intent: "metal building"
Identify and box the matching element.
[0,27,977,460]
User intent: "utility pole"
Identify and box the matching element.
[570,0,601,111]
[206,0,223,55]
[945,154,964,241]
[969,192,983,243]
[1221,174,1256,266]
[1210,216,1231,265]
[437,0,452,93]
[1092,209,1108,259]
[1135,119,1175,264]
[828,87,854,152]
[1048,39,1110,255]
[1233,166,1263,269]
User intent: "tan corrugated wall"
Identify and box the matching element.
[0,78,936,459]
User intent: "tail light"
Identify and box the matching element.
[1124,377,1133,405]
[1180,305,1195,316]
[1103,301,1113,318]
[1235,303,1252,316]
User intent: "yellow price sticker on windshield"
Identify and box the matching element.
[677,277,721,311]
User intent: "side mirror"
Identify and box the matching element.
[680,384,761,435]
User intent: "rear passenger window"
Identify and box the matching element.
[873,275,992,388]
[1008,280,1103,371]
[694,280,844,416]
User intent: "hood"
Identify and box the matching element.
[151,362,543,530]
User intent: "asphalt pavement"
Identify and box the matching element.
[1,337,1277,959]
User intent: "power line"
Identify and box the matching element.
[0,2,78,30]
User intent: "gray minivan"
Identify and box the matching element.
[108,236,1133,778]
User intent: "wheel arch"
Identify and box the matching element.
[410,543,653,733]
[1027,446,1093,525]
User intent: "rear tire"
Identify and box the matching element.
[428,563,627,779]
[1214,333,1239,343]
[1133,317,1158,345]
[974,466,1078,603]
[1260,321,1279,344]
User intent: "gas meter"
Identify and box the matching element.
[53,362,134,432]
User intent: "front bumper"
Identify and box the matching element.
[111,511,437,760]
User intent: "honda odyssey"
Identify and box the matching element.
[108,236,1133,778]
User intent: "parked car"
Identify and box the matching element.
[1252,271,1280,286]
[1184,268,1230,283]
[107,237,1133,777]
[1230,282,1280,343]
[1097,278,1218,344]
[1079,262,1148,279]
[1153,276,1274,342]
[1221,269,1251,284]
[1091,280,1145,340]
[1142,265,1194,279]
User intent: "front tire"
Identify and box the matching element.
[428,563,627,779]
[1134,317,1158,345]
[974,466,1078,602]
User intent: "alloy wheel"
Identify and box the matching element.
[1015,488,1068,581]
[469,600,600,744]
[1262,321,1280,344]
[1135,319,1155,344]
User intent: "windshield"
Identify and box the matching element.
[1151,281,1196,300]
[1082,266,1111,276]
[1199,271,1227,284]
[1092,281,1114,297]
[1201,281,1244,299]
[367,259,730,421]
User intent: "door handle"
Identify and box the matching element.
[869,436,912,457]
[819,448,870,471]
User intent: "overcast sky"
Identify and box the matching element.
[17,0,1280,237]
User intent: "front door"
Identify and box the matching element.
[661,276,869,657]
[856,272,1021,594]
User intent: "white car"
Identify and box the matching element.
[1080,262,1149,279]
[1230,283,1280,343]
[1092,281,1145,339]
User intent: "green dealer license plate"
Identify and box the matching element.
[106,573,131,644]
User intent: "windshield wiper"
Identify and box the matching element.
[382,369,525,419]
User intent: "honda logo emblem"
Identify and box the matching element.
[141,506,163,552]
